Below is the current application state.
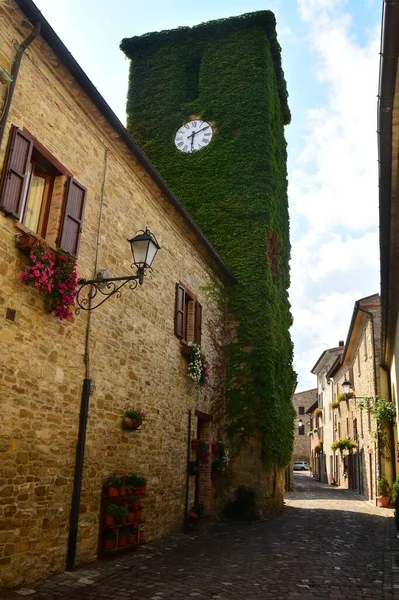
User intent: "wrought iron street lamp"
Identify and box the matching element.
[76,228,160,312]
[342,379,352,395]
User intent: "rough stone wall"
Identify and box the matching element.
[292,389,316,462]
[0,5,227,587]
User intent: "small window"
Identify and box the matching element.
[298,406,305,415]
[298,424,305,436]
[174,283,202,345]
[0,126,86,256]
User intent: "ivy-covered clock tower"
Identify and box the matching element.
[121,11,296,511]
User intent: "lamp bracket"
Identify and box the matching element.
[75,267,146,313]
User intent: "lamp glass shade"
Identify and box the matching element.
[128,229,160,269]
[342,379,351,395]
[298,419,304,428]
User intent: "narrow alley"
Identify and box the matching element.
[4,474,399,600]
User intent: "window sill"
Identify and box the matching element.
[14,224,57,261]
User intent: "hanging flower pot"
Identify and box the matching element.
[181,344,192,357]
[122,409,145,430]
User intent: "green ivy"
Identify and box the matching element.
[121,11,296,467]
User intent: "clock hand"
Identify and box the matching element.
[195,126,211,135]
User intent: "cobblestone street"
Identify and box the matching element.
[4,474,399,600]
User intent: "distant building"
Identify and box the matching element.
[311,344,344,483]
[292,388,316,463]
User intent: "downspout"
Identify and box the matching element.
[66,148,109,571]
[0,22,41,151]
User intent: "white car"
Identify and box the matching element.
[293,461,308,471]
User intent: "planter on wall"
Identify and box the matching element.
[108,486,119,497]
[15,231,57,261]
[122,416,142,430]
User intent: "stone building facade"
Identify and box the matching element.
[0,0,234,587]
[291,388,316,463]
[327,295,381,499]
[310,345,344,483]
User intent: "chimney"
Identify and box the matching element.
[339,340,344,347]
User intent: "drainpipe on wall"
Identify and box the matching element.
[66,148,109,571]
[184,410,192,531]
[0,22,41,151]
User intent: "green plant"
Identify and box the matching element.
[105,474,122,488]
[331,438,356,452]
[187,344,210,386]
[223,485,259,521]
[337,393,347,403]
[105,504,121,517]
[314,442,323,455]
[331,401,340,410]
[377,476,390,498]
[123,409,145,421]
[121,12,295,467]
[211,444,229,473]
[315,408,322,417]
[391,477,399,504]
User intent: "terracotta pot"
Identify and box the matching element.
[135,486,146,495]
[104,539,116,551]
[377,495,390,508]
[127,534,136,544]
[138,532,145,543]
[15,232,57,262]
[118,535,127,548]
[119,486,127,497]
[135,512,142,522]
[122,417,141,429]
[119,517,126,525]
[108,487,119,497]
[127,512,135,522]
[181,344,192,357]
[104,514,115,526]
[191,440,200,450]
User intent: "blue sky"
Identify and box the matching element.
[33,0,383,391]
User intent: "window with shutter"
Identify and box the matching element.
[59,178,86,256]
[0,126,86,257]
[174,283,203,345]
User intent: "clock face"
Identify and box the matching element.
[174,120,213,153]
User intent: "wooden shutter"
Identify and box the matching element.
[59,177,86,256]
[186,300,196,342]
[194,301,202,345]
[0,126,33,219]
[174,283,185,338]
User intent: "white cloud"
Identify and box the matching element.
[290,0,380,389]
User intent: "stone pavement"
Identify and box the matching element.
[3,473,399,600]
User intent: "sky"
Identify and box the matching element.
[31,0,382,391]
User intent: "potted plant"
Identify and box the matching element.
[133,501,143,521]
[119,475,127,497]
[315,408,323,417]
[377,476,390,507]
[104,503,120,526]
[126,504,136,522]
[118,526,130,547]
[122,409,145,430]
[105,474,121,497]
[103,528,116,551]
[331,401,340,409]
[134,476,147,495]
[117,506,129,524]
[127,526,137,545]
[138,531,145,543]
